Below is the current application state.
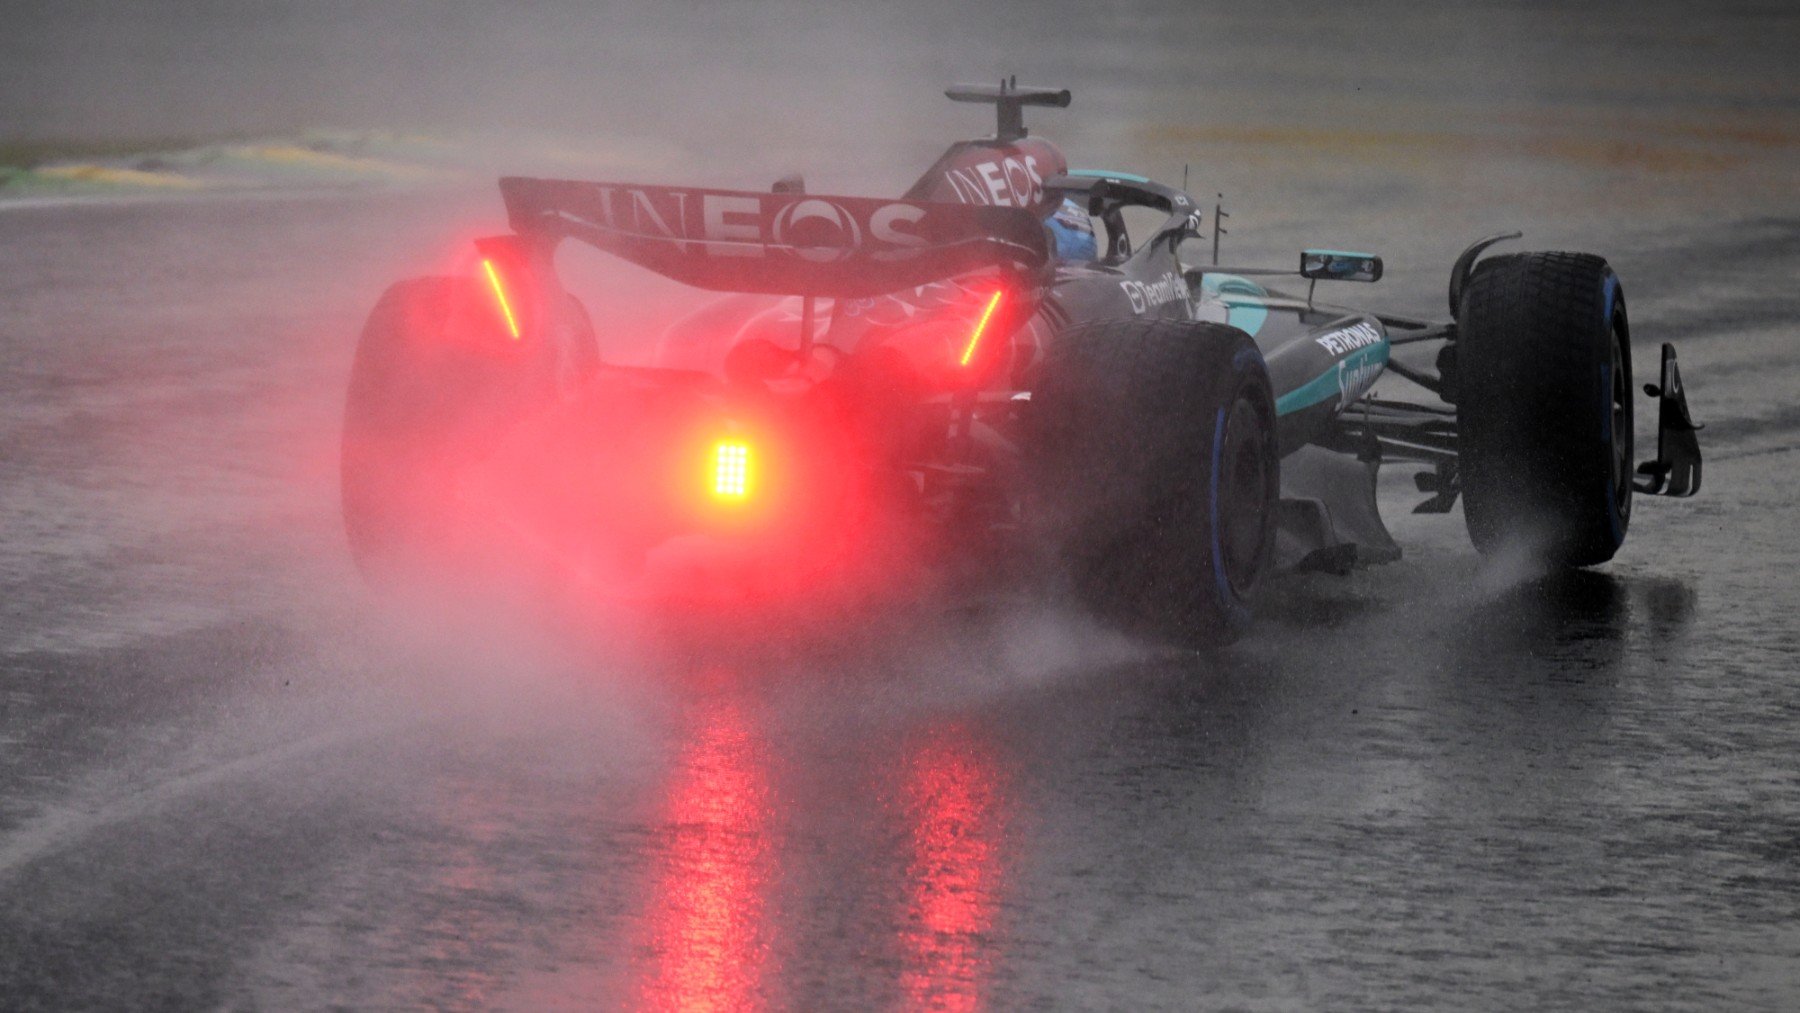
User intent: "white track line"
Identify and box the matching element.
[0,718,388,882]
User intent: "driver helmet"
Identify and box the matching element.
[1045,195,1097,262]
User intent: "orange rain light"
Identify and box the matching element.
[481,258,521,340]
[711,439,752,501]
[958,290,1005,367]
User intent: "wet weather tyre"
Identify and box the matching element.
[340,276,555,578]
[1029,318,1278,646]
[1456,252,1632,567]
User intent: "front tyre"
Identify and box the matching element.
[1029,318,1278,646]
[1456,252,1632,567]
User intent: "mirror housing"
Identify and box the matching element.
[1300,249,1383,283]
[1161,209,1205,251]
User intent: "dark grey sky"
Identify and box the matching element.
[6,0,1794,149]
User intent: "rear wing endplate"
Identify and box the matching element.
[1635,343,1703,497]
[499,177,1049,298]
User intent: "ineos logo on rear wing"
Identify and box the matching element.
[500,177,1048,296]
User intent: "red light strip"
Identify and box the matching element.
[959,290,1005,367]
[481,258,521,340]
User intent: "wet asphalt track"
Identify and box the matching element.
[5,4,1800,1010]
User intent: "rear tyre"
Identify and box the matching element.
[1456,252,1632,567]
[341,276,572,578]
[1029,318,1278,646]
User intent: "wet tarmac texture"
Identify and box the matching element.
[4,3,1800,1009]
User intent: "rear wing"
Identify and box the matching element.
[499,177,1049,298]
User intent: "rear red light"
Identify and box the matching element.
[958,290,1005,367]
[711,439,752,501]
[481,257,521,340]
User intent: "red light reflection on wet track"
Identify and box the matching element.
[638,699,774,1012]
[901,728,1006,1013]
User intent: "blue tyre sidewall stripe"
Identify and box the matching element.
[1602,272,1624,547]
[1209,373,1256,628]
[1209,405,1230,605]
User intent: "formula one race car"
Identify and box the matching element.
[342,82,1702,644]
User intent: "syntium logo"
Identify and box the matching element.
[1337,352,1385,409]
[1120,271,1189,314]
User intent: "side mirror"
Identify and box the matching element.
[1300,249,1382,283]
[1163,210,1204,251]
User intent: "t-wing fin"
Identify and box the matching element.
[500,177,1048,298]
[945,81,1071,142]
